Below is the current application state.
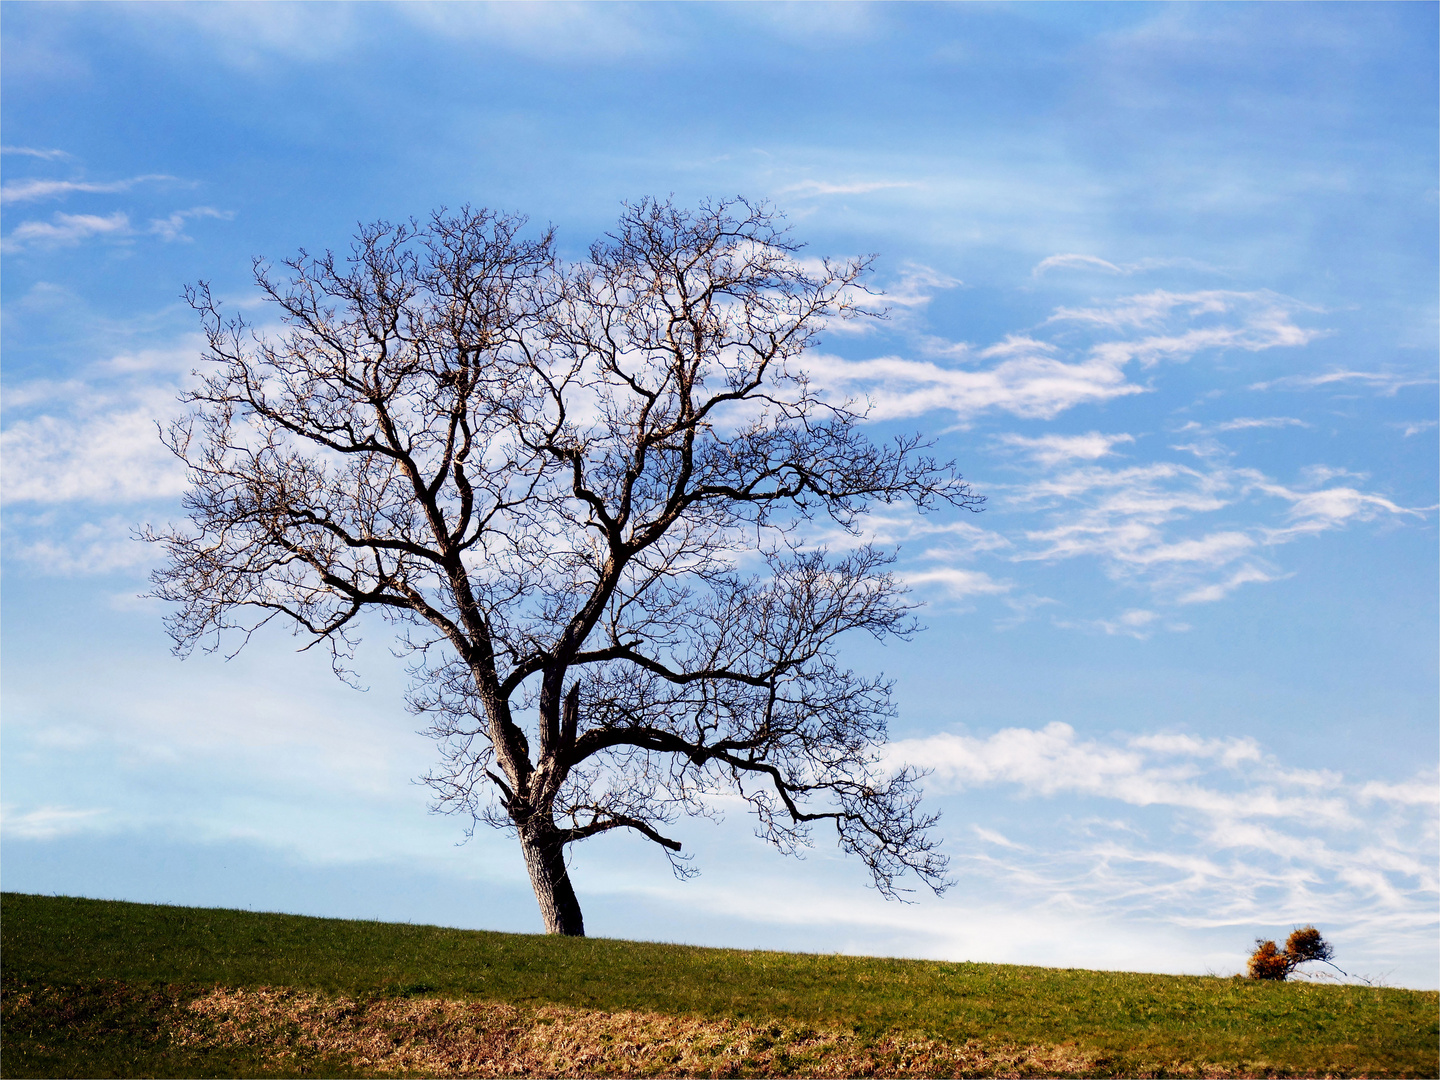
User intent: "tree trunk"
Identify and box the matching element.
[519,825,585,936]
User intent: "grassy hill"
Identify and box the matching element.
[2,892,1435,1077]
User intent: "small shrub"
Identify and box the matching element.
[1247,926,1334,981]
[1247,940,1290,980]
[1283,927,1334,966]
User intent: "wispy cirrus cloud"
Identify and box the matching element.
[1262,485,1429,543]
[2,211,132,251]
[1032,253,1219,277]
[1,338,198,511]
[4,205,231,251]
[808,342,1144,421]
[910,423,1431,619]
[1175,565,1279,605]
[1009,459,1248,560]
[1000,455,1424,602]
[1393,419,1437,438]
[881,263,962,309]
[993,431,1135,467]
[1053,606,1178,638]
[147,205,234,241]
[1176,416,1309,433]
[0,803,111,840]
[800,278,1424,621]
[1251,369,1437,396]
[0,390,188,504]
[812,512,1010,557]
[887,723,1437,971]
[1050,290,1322,365]
[1,145,72,161]
[897,566,1011,601]
[779,179,920,198]
[0,173,175,204]
[812,289,1320,424]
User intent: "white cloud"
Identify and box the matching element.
[1041,292,1321,380]
[148,205,234,241]
[1264,485,1428,542]
[1048,290,1234,330]
[1128,732,1263,764]
[892,722,1357,824]
[807,271,1420,618]
[3,211,132,251]
[994,431,1134,466]
[1012,461,1246,563]
[1251,370,1436,396]
[1209,416,1308,432]
[808,346,1145,422]
[1034,253,1129,276]
[971,824,1022,848]
[9,515,153,575]
[2,202,229,250]
[854,513,1011,554]
[0,173,174,204]
[880,724,1439,973]
[1,385,187,504]
[779,179,920,198]
[1032,254,1220,277]
[1,146,72,161]
[1394,419,1437,438]
[897,566,1011,600]
[1176,565,1278,604]
[881,262,961,309]
[1052,607,1189,638]
[812,289,1318,424]
[986,452,1426,605]
[1359,778,1440,808]
[1,803,110,840]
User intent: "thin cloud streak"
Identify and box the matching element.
[1,146,72,161]
[2,211,132,251]
[4,205,232,251]
[779,179,921,197]
[1,804,110,840]
[148,206,234,241]
[0,173,176,204]
[971,453,1428,608]
[884,724,1437,973]
[1032,253,1219,277]
[1252,370,1437,395]
[813,289,1319,424]
[994,431,1135,466]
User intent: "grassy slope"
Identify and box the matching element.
[3,892,1436,1077]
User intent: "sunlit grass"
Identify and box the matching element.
[3,892,1435,1077]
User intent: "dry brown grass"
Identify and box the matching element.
[6,978,1405,1078]
[174,985,1114,1078]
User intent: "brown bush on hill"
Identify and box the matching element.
[1248,926,1335,980]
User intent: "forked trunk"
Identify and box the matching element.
[519,825,585,936]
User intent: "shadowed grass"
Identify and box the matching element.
[3,892,1436,1077]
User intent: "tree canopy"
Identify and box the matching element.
[149,198,981,934]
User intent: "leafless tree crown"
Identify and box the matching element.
[149,198,982,934]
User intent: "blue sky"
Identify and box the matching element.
[2,2,1436,987]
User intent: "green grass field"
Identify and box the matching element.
[3,892,1435,1077]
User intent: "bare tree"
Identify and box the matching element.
[148,198,981,936]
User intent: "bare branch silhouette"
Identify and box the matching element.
[148,199,982,935]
